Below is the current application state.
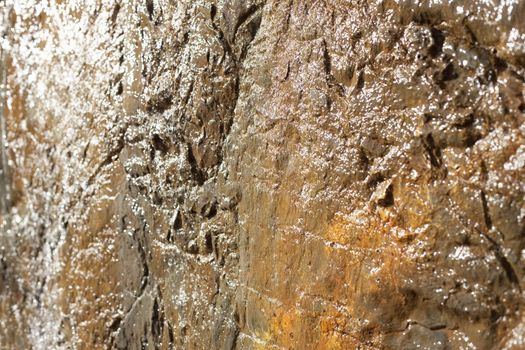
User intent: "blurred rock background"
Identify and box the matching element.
[0,1,524,349]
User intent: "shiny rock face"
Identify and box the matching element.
[0,1,524,349]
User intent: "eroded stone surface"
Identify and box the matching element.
[0,1,524,349]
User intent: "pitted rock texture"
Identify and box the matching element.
[0,1,524,349]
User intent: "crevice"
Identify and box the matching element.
[387,320,448,334]
[182,80,194,106]
[187,144,205,185]
[146,91,173,113]
[109,316,123,333]
[428,28,444,57]
[110,2,121,25]
[233,4,263,43]
[446,197,522,292]
[480,190,492,230]
[168,322,174,344]
[151,134,169,155]
[137,240,150,295]
[322,39,332,77]
[210,4,217,22]
[494,248,520,288]
[151,298,162,347]
[439,63,459,86]
[116,81,123,95]
[462,19,478,44]
[146,0,154,21]
[422,134,442,168]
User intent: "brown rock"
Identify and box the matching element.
[0,0,524,349]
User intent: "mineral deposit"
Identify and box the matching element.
[0,1,524,349]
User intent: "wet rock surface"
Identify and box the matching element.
[0,1,524,349]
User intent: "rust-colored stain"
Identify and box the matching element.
[1,0,524,349]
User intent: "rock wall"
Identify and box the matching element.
[1,1,524,349]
